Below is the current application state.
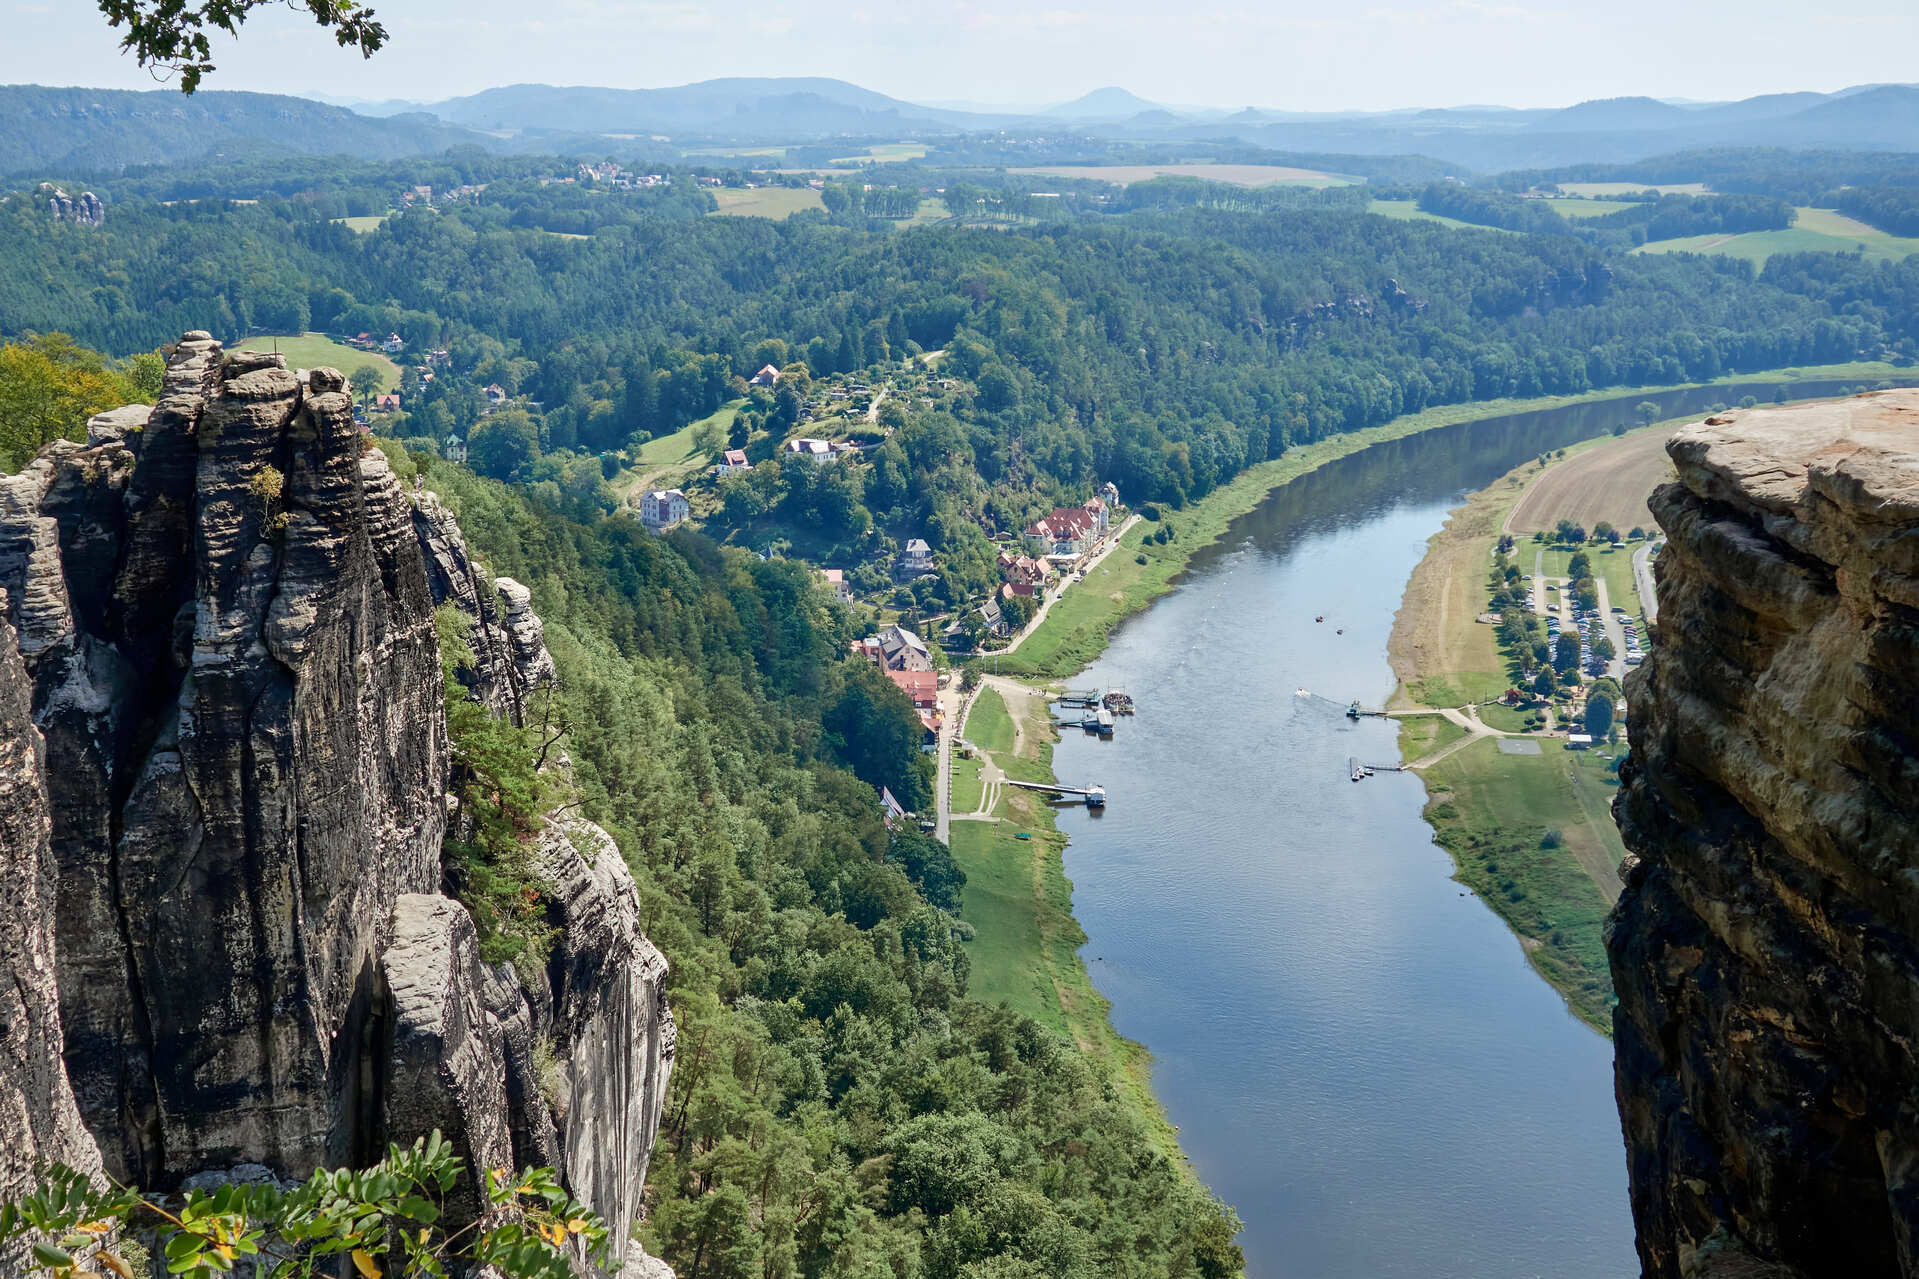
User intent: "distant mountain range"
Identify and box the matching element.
[5,75,1919,179]
[0,85,480,175]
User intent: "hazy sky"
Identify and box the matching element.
[5,0,1916,110]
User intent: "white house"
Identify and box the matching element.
[716,448,752,476]
[640,488,690,530]
[897,538,934,577]
[784,437,835,463]
[444,434,468,463]
[382,333,405,354]
[750,364,782,387]
[820,568,853,602]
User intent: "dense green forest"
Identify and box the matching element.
[380,445,1243,1279]
[3,160,1913,617]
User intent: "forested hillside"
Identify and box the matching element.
[381,445,1245,1279]
[0,85,487,173]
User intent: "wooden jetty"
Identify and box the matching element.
[1005,779,1107,808]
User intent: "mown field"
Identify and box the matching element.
[1539,198,1638,219]
[708,187,825,218]
[232,332,399,390]
[1507,425,1679,535]
[1011,163,1355,188]
[1557,181,1709,197]
[1366,199,1495,231]
[1635,206,1919,265]
[831,143,928,164]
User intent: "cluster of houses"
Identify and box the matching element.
[852,624,944,750]
[347,331,406,355]
[1024,491,1114,565]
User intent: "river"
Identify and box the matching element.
[1047,381,1881,1278]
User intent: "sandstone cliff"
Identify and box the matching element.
[0,336,672,1277]
[1611,390,1919,1278]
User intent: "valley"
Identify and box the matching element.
[4,26,1919,1279]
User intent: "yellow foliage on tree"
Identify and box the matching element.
[0,333,155,472]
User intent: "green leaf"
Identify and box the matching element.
[32,1242,75,1268]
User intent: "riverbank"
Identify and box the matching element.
[999,362,1905,679]
[946,679,1193,1168]
[1385,384,1909,1032]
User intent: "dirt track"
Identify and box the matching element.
[1506,426,1680,535]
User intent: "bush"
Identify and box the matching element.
[1539,828,1563,849]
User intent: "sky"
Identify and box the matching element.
[4,0,1917,111]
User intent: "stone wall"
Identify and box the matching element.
[1610,391,1919,1278]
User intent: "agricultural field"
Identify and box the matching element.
[232,333,399,390]
[830,142,928,164]
[1635,206,1919,265]
[708,186,825,218]
[1366,199,1493,231]
[1011,163,1355,188]
[1557,181,1710,197]
[1506,425,1679,536]
[333,215,389,233]
[1539,198,1638,218]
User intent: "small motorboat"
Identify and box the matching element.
[1315,615,1325,622]
[1336,628,1344,635]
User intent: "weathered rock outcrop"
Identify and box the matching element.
[1610,390,1919,1278]
[0,335,673,1277]
[0,608,101,1213]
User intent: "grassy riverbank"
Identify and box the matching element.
[1001,363,1903,679]
[948,683,1191,1169]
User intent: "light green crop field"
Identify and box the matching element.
[1012,163,1355,188]
[1540,198,1637,219]
[232,333,400,390]
[1558,181,1709,197]
[1635,207,1919,265]
[709,187,825,218]
[1366,199,1491,231]
[334,215,389,233]
[831,143,929,164]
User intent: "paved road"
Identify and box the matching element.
[1632,540,1659,625]
[1594,577,1629,682]
[993,514,1142,655]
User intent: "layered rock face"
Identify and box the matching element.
[1610,390,1919,1278]
[0,336,673,1276]
[0,611,101,1216]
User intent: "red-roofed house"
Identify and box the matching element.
[716,448,752,476]
[884,667,938,710]
[1027,507,1098,558]
[819,568,852,601]
[373,392,402,413]
[750,364,782,387]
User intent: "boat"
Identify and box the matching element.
[1102,689,1135,714]
[1346,700,1362,719]
[1316,615,1325,622]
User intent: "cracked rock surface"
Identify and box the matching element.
[1611,390,1919,1279]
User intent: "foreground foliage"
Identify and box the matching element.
[0,1134,602,1279]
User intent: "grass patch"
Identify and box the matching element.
[334,214,389,233]
[613,399,744,500]
[1557,182,1708,197]
[947,693,1189,1168]
[831,143,928,164]
[1475,702,1536,733]
[1539,198,1638,219]
[709,187,825,219]
[232,332,399,390]
[1634,208,1919,266]
[951,753,984,813]
[967,687,1014,755]
[1396,713,1469,760]
[1366,199,1486,231]
[1423,737,1620,1031]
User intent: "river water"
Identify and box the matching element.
[1047,381,1879,1278]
